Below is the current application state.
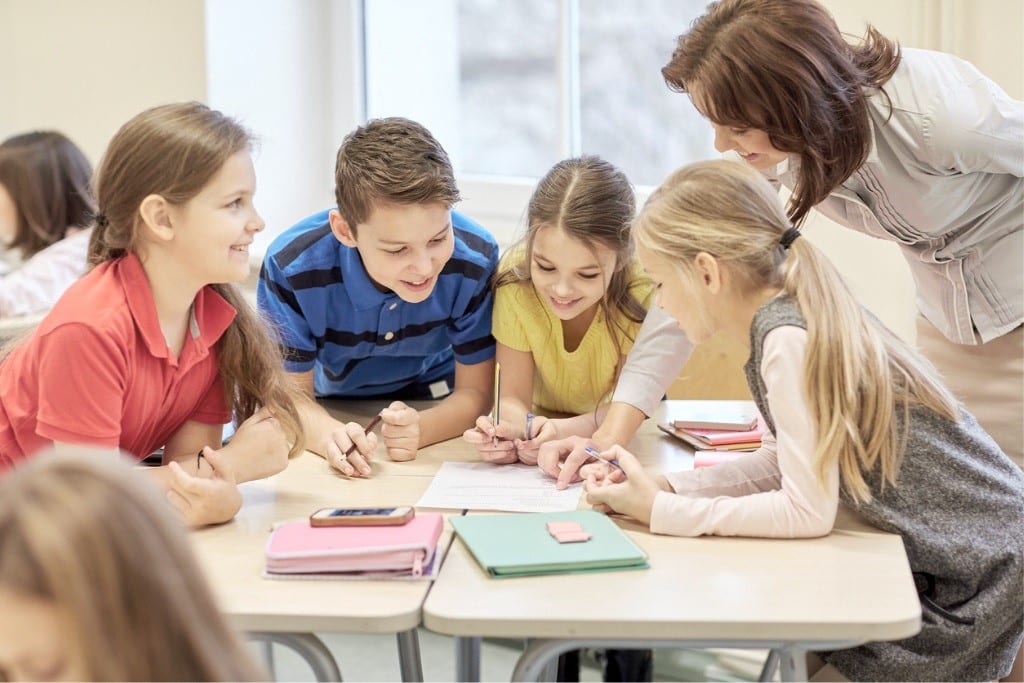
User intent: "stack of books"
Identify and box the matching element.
[658,400,765,467]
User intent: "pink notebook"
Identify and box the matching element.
[679,417,766,446]
[265,513,443,576]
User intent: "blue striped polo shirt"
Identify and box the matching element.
[257,209,498,398]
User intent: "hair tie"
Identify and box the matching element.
[780,227,801,250]
[95,213,109,228]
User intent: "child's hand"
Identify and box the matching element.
[225,407,289,481]
[166,447,243,526]
[380,401,419,462]
[537,435,598,489]
[463,415,519,464]
[583,446,659,525]
[323,420,378,477]
[513,415,557,466]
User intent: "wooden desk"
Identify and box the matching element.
[422,410,922,682]
[189,447,460,682]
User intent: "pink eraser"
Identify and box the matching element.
[546,521,583,534]
[553,530,592,543]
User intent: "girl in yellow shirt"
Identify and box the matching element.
[464,156,651,464]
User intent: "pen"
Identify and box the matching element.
[525,412,534,440]
[345,413,383,457]
[583,445,625,473]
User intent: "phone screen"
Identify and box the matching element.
[326,508,397,517]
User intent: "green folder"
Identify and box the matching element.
[450,510,649,578]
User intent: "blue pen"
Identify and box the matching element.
[525,412,534,440]
[583,445,625,473]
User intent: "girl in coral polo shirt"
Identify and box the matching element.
[0,102,304,526]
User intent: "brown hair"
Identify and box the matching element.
[0,449,265,681]
[0,131,95,258]
[662,0,901,226]
[334,117,460,232]
[89,102,303,454]
[496,156,648,370]
[635,160,958,502]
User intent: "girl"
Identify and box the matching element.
[0,448,266,681]
[463,156,651,464]
[0,102,303,526]
[584,160,1024,682]
[0,131,96,317]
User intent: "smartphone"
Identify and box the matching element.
[309,506,415,527]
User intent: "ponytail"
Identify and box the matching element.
[636,160,958,502]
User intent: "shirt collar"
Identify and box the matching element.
[338,243,400,311]
[118,253,237,360]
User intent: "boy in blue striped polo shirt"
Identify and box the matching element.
[258,118,497,473]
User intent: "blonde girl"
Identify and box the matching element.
[584,160,1023,682]
[464,156,650,464]
[0,448,265,681]
[0,131,95,317]
[0,102,303,526]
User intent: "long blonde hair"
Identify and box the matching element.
[635,160,958,501]
[0,449,265,681]
[89,102,303,455]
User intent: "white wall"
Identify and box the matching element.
[204,0,363,252]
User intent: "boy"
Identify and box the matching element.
[258,117,497,474]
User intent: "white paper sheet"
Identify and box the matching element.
[415,462,582,513]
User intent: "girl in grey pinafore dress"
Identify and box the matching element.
[593,160,1024,681]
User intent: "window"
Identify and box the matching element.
[365,0,714,188]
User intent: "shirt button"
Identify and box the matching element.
[384,331,395,341]
[388,302,398,311]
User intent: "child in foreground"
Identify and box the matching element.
[0,449,265,681]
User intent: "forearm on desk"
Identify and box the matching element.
[419,386,490,446]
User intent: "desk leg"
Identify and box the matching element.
[248,632,342,682]
[778,645,808,682]
[396,629,424,682]
[759,649,780,681]
[513,640,579,682]
[455,636,481,682]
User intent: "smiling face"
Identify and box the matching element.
[529,224,616,322]
[164,150,265,285]
[332,202,454,303]
[0,587,85,681]
[709,123,788,170]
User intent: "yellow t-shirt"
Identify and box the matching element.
[491,269,652,415]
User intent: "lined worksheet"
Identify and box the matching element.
[416,462,582,512]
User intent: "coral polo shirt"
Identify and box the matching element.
[0,254,235,470]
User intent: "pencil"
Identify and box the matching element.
[583,446,624,473]
[492,362,502,426]
[344,413,382,457]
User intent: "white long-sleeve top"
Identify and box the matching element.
[649,325,840,538]
[0,228,91,318]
